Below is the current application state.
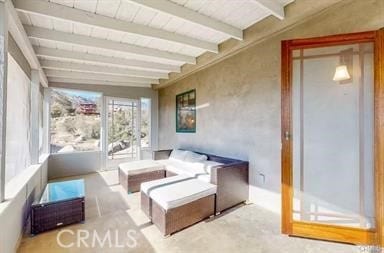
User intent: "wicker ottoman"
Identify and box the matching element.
[118,160,166,193]
[140,175,192,218]
[142,178,217,236]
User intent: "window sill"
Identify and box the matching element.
[4,165,40,200]
[0,154,49,212]
[39,153,49,163]
[50,150,101,156]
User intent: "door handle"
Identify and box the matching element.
[284,131,290,141]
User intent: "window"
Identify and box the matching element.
[140,98,151,148]
[5,55,31,184]
[50,89,102,153]
[38,88,44,157]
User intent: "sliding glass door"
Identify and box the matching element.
[281,30,384,245]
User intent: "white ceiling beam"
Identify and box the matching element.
[34,46,180,73]
[127,0,243,40]
[48,77,151,88]
[44,69,159,84]
[40,59,168,79]
[25,26,196,64]
[14,0,218,53]
[252,0,285,20]
[5,0,47,86]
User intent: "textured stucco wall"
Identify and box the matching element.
[158,0,384,213]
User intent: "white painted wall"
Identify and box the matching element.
[48,151,101,179]
[0,33,47,253]
[0,156,48,253]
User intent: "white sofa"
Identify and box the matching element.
[155,149,224,183]
[152,149,249,213]
[119,149,249,213]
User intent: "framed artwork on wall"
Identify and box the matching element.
[176,89,196,133]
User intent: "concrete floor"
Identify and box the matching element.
[17,171,361,253]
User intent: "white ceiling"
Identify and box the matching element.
[15,0,294,87]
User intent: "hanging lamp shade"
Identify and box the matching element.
[333,65,351,81]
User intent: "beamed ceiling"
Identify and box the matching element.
[11,0,295,88]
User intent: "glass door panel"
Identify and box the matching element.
[106,98,140,169]
[291,42,374,229]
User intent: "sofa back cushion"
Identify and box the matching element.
[187,160,223,174]
[200,160,223,174]
[169,149,188,161]
[184,151,208,163]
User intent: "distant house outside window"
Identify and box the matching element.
[50,89,102,153]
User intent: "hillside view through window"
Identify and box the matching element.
[50,89,101,153]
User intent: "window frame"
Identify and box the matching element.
[281,29,384,246]
[104,96,141,168]
[140,97,152,150]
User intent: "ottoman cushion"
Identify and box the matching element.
[141,174,192,195]
[119,160,165,176]
[149,179,217,210]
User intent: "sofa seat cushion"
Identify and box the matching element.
[141,174,192,195]
[157,159,207,177]
[160,160,186,175]
[148,179,217,210]
[196,174,211,183]
[119,160,165,176]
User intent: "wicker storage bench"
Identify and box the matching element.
[141,178,216,236]
[118,160,166,193]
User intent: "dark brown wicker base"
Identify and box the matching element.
[151,194,215,236]
[119,168,166,193]
[31,197,85,235]
[141,191,151,218]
